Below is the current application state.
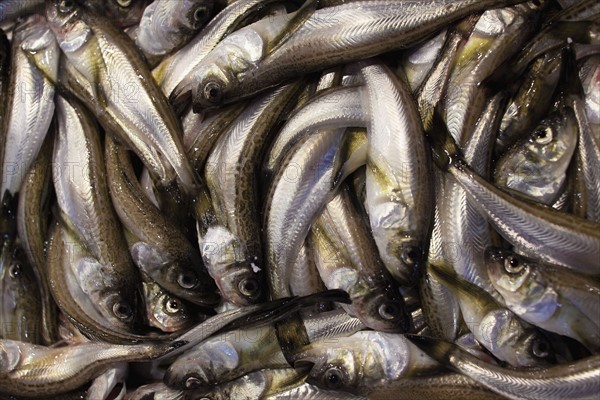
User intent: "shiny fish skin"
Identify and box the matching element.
[359,60,432,286]
[410,336,600,400]
[191,0,530,108]
[0,0,45,24]
[46,0,196,191]
[131,0,214,64]
[0,15,57,198]
[53,95,143,334]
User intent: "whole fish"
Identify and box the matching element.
[200,83,302,306]
[105,134,219,307]
[310,185,410,332]
[410,335,600,400]
[359,60,432,286]
[0,15,58,199]
[189,0,531,109]
[130,0,214,65]
[53,95,143,334]
[293,331,440,395]
[486,248,600,351]
[46,0,196,191]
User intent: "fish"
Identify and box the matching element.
[0,15,58,199]
[359,60,432,286]
[293,331,440,395]
[401,29,448,92]
[200,83,302,306]
[428,263,553,367]
[409,335,600,400]
[85,0,150,28]
[486,248,600,351]
[86,363,128,400]
[189,0,532,109]
[0,0,45,24]
[46,0,197,191]
[427,110,600,275]
[130,0,215,65]
[310,184,410,332]
[16,130,58,346]
[105,134,219,307]
[0,240,43,344]
[0,338,174,397]
[53,95,144,335]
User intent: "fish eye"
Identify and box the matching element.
[165,298,182,314]
[113,302,133,321]
[9,263,22,278]
[184,375,202,390]
[401,245,421,266]
[534,127,552,145]
[503,255,524,275]
[378,301,402,321]
[532,337,551,359]
[238,277,260,297]
[203,82,222,104]
[177,272,198,289]
[193,6,210,26]
[59,0,75,13]
[323,367,344,389]
[116,0,133,7]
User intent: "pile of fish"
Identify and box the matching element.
[0,0,598,398]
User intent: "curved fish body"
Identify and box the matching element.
[359,60,432,286]
[486,248,600,351]
[131,0,214,64]
[293,331,439,395]
[310,185,410,332]
[263,85,367,184]
[440,94,505,299]
[0,240,42,344]
[579,55,600,143]
[16,125,57,346]
[201,83,301,305]
[289,240,326,297]
[495,104,578,205]
[494,50,563,157]
[429,263,552,367]
[153,0,283,98]
[410,336,600,400]
[1,15,58,198]
[46,0,196,191]
[444,2,540,146]
[53,95,143,333]
[190,0,531,108]
[0,338,173,397]
[105,134,219,307]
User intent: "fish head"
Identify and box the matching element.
[142,281,195,333]
[164,261,221,307]
[485,248,532,296]
[100,283,144,332]
[84,0,149,28]
[296,343,358,392]
[190,60,235,111]
[46,0,92,55]
[514,329,555,367]
[178,0,214,32]
[350,285,411,333]
[387,236,426,286]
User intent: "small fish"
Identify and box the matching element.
[85,0,150,28]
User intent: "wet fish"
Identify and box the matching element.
[130,0,215,65]
[410,335,600,400]
[0,0,45,24]
[190,0,531,109]
[85,0,150,28]
[0,15,58,199]
[486,248,600,351]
